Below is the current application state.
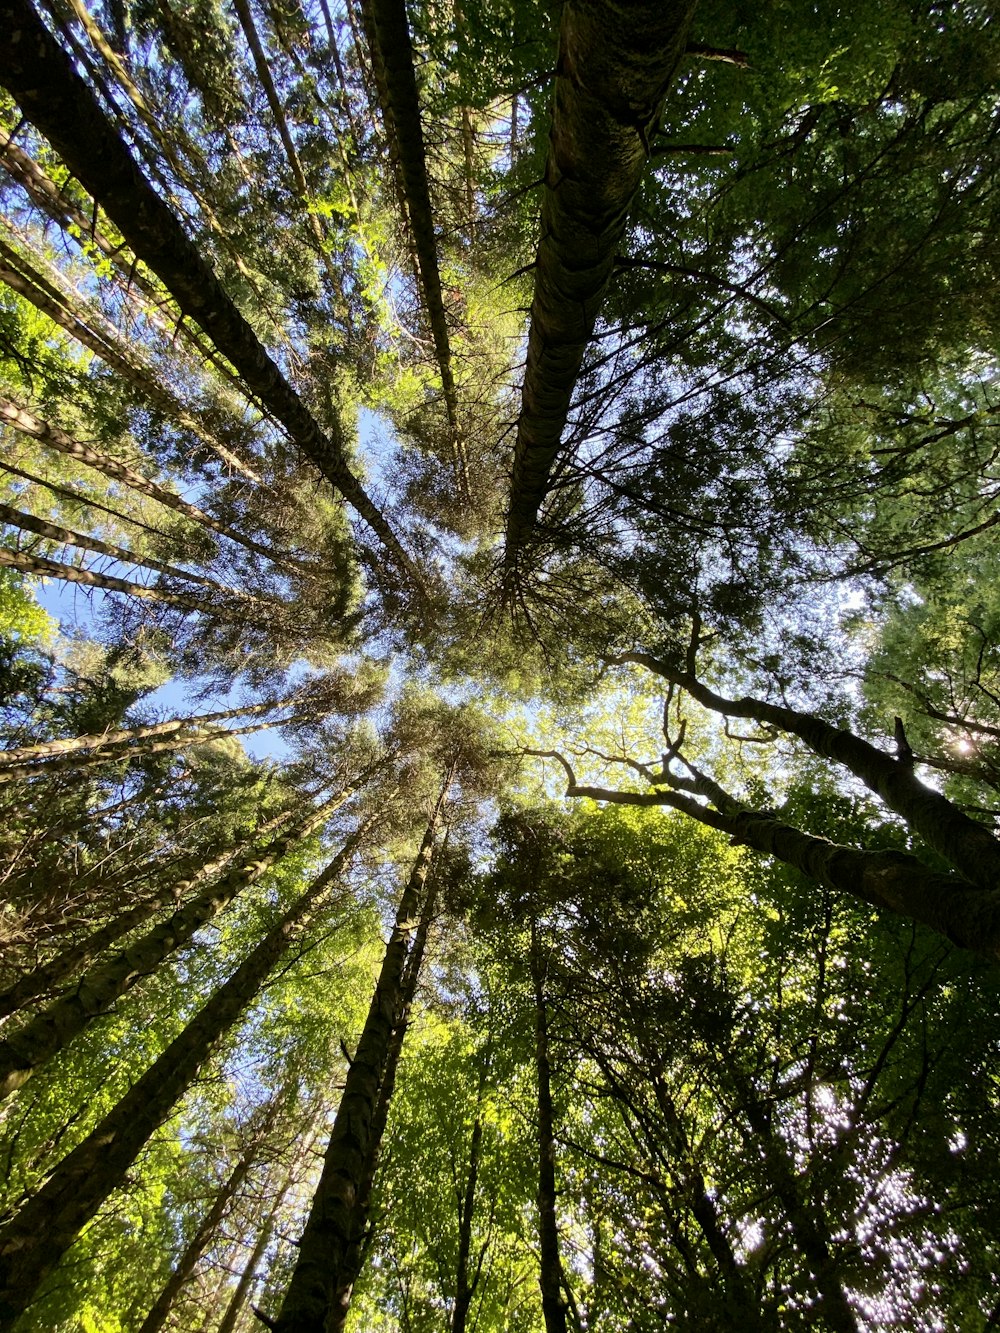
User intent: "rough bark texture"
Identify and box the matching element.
[0,545,199,606]
[0,789,355,1100]
[360,0,460,445]
[504,0,697,566]
[274,772,453,1332]
[532,920,568,1333]
[0,829,367,1327]
[0,0,421,585]
[327,866,439,1331]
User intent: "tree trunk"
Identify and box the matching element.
[504,0,696,566]
[531,918,568,1333]
[0,694,302,768]
[0,783,363,1100]
[0,714,302,787]
[359,0,462,453]
[0,806,296,1019]
[0,498,252,596]
[0,397,313,573]
[0,824,371,1327]
[137,1096,283,1333]
[617,651,1000,892]
[0,544,200,607]
[327,855,440,1331]
[451,1057,488,1333]
[0,235,259,480]
[0,0,423,588]
[273,768,454,1332]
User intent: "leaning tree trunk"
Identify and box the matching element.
[327,857,440,1331]
[0,805,297,1019]
[0,693,300,769]
[451,1055,489,1333]
[0,499,254,597]
[531,918,568,1333]
[0,780,367,1100]
[0,714,303,787]
[504,0,696,568]
[137,1094,283,1333]
[359,0,463,460]
[0,824,371,1328]
[273,767,454,1332]
[0,235,258,479]
[0,396,314,573]
[0,544,204,608]
[0,0,422,589]
[543,751,1000,959]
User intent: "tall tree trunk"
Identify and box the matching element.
[0,397,313,573]
[0,824,371,1328]
[0,695,299,769]
[0,235,260,480]
[137,1096,283,1333]
[504,0,696,567]
[359,0,463,461]
[0,544,202,607]
[0,714,302,786]
[274,767,454,1332]
[0,0,423,589]
[327,854,440,1331]
[0,499,254,597]
[0,806,297,1019]
[531,918,568,1333]
[0,782,365,1100]
[451,1055,489,1333]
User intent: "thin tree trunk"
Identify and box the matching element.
[504,0,696,566]
[215,1154,299,1333]
[0,127,254,393]
[274,767,455,1332]
[0,235,260,480]
[531,918,568,1333]
[0,545,202,606]
[0,396,313,572]
[138,1096,283,1333]
[0,805,297,1019]
[0,695,299,768]
[0,499,253,596]
[451,1056,488,1333]
[0,0,423,589]
[0,782,364,1100]
[0,715,302,787]
[0,824,371,1327]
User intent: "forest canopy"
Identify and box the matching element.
[0,0,999,1328]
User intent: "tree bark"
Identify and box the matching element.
[504,0,697,567]
[0,784,362,1100]
[0,396,313,573]
[0,825,371,1328]
[616,650,1000,891]
[359,0,462,450]
[327,853,440,1331]
[137,1096,282,1333]
[531,918,568,1333]
[0,544,201,606]
[273,768,454,1332]
[451,1057,488,1333]
[0,235,259,480]
[0,807,297,1019]
[0,0,422,588]
[0,499,251,596]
